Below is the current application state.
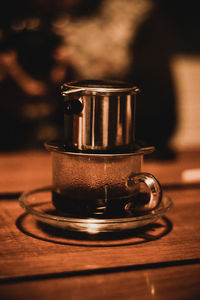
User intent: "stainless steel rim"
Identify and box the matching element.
[61,80,140,96]
[44,141,155,157]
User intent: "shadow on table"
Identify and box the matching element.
[16,212,173,247]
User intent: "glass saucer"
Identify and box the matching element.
[19,187,173,234]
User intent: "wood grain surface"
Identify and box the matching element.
[0,150,200,299]
[1,264,200,300]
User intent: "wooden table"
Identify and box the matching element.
[0,149,200,299]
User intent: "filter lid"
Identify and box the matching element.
[61,80,139,96]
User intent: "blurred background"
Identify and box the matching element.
[0,0,200,158]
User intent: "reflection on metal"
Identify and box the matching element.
[62,80,139,153]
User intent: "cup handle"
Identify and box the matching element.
[126,172,162,212]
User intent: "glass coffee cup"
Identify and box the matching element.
[45,142,162,218]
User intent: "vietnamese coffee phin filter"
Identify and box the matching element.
[45,80,162,218]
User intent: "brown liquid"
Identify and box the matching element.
[52,190,149,218]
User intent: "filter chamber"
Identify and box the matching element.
[62,80,139,153]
